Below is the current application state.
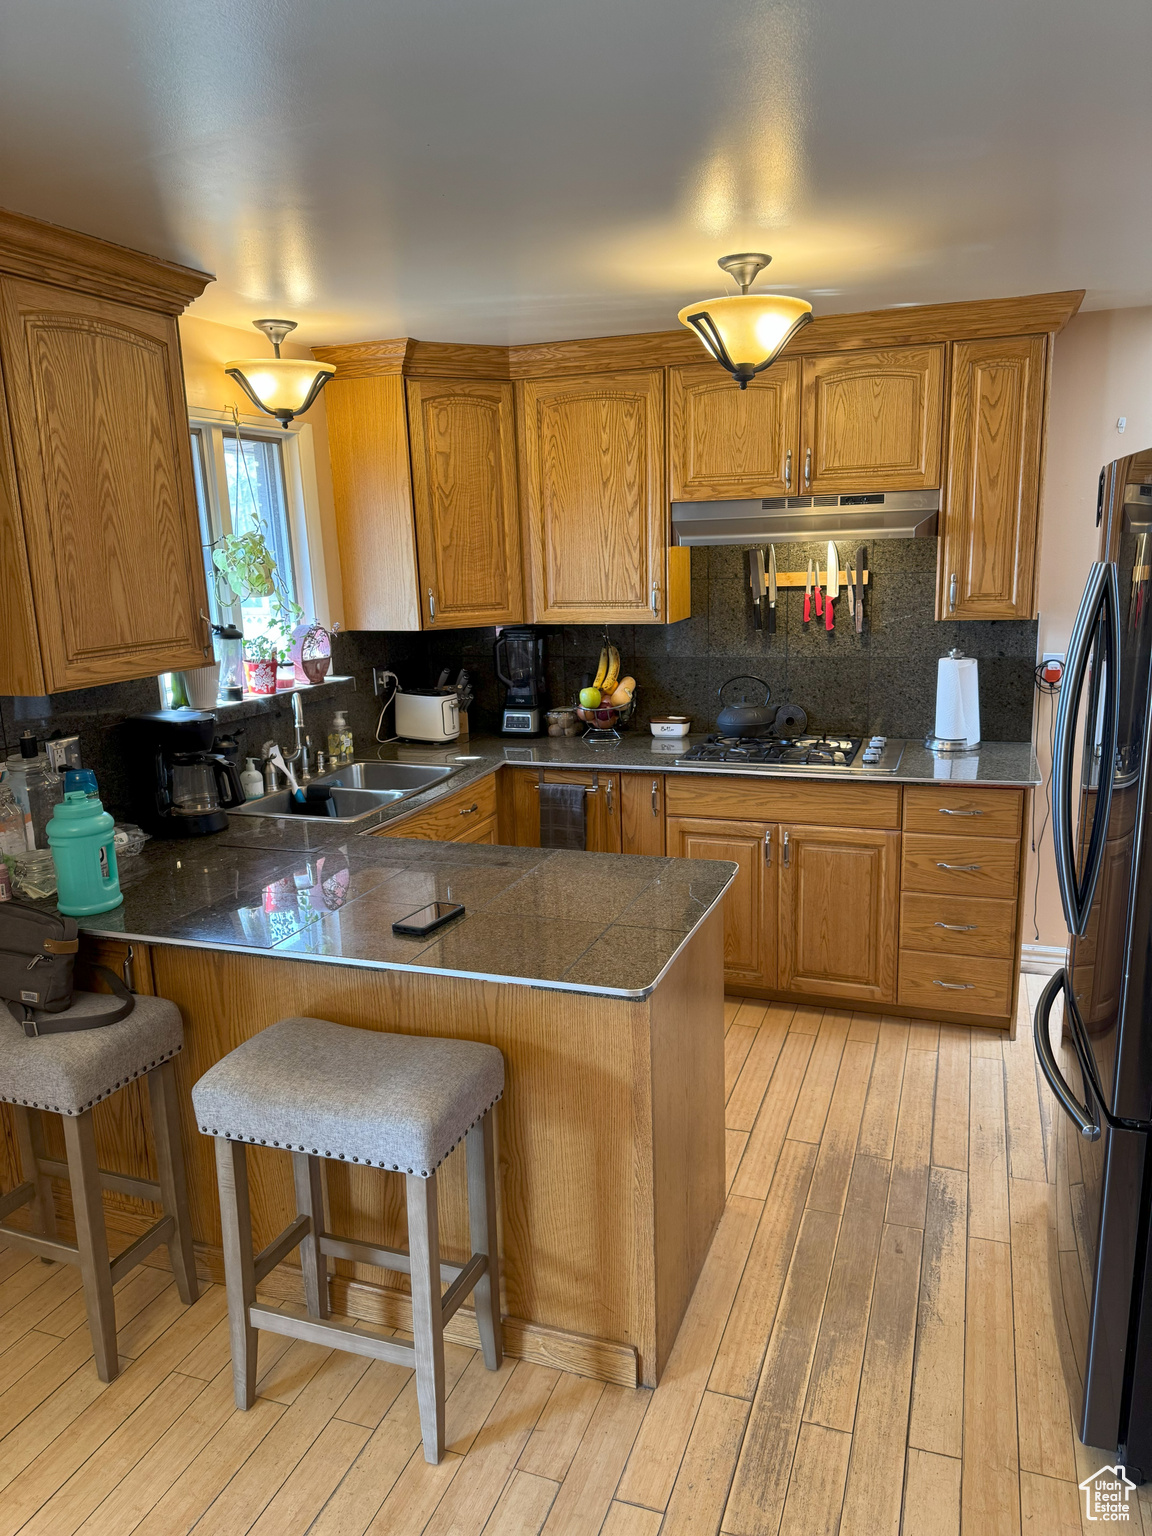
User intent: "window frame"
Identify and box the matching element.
[187,407,332,632]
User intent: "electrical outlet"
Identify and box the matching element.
[1042,651,1065,668]
[372,667,393,696]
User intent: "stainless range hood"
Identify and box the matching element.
[671,489,939,545]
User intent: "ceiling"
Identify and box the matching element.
[1,0,1149,347]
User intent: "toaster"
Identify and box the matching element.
[394,687,460,743]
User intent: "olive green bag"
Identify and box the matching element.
[0,902,133,1037]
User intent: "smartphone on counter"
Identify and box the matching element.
[391,902,465,937]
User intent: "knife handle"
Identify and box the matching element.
[767,605,777,634]
[826,598,834,632]
[803,593,811,624]
[815,586,823,617]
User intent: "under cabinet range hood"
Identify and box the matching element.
[671,490,939,546]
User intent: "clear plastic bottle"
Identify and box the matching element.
[7,732,63,849]
[0,778,27,858]
[327,711,353,766]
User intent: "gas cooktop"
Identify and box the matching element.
[676,734,906,775]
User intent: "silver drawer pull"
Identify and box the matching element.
[934,921,977,931]
[937,862,980,871]
[933,980,975,990]
[939,807,983,816]
[459,803,479,816]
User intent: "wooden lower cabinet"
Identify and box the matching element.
[499,767,622,852]
[373,773,499,842]
[667,815,776,989]
[778,825,900,1003]
[620,773,666,855]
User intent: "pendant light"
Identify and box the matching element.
[225,319,335,426]
[678,254,813,388]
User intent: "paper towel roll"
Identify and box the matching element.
[934,655,981,747]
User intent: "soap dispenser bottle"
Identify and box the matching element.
[240,758,264,801]
[328,711,353,766]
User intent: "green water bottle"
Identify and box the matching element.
[47,790,123,916]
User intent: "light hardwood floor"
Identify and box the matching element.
[0,976,1148,1535]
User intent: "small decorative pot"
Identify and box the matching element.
[276,663,296,691]
[244,659,277,695]
[180,663,221,710]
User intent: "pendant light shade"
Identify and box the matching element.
[225,319,335,425]
[678,254,813,388]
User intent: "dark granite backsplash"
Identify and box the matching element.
[337,540,1039,742]
[0,541,1038,807]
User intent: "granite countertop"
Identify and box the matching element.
[80,834,736,1001]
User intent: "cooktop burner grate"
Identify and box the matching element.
[681,734,863,767]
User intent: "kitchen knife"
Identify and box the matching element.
[747,548,765,628]
[804,558,813,625]
[826,541,838,631]
[855,546,866,634]
[767,545,778,634]
[814,558,823,618]
[846,559,855,620]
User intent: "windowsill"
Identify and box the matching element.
[201,675,356,716]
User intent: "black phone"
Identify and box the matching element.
[391,902,465,937]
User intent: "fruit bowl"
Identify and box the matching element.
[575,689,636,742]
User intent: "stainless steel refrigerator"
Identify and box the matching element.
[1036,445,1152,1475]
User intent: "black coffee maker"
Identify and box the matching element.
[126,712,245,837]
[494,627,548,734]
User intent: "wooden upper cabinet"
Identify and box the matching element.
[940,334,1046,620]
[670,360,801,500]
[778,824,899,1003]
[406,378,523,628]
[0,277,211,693]
[800,345,944,492]
[521,369,672,625]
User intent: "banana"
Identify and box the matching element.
[601,644,621,695]
[592,647,608,690]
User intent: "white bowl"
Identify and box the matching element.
[650,716,691,738]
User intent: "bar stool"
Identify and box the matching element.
[191,1016,504,1465]
[0,992,199,1382]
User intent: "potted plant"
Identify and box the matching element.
[242,633,278,695]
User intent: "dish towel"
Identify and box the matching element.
[538,783,586,850]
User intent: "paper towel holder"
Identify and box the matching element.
[925,649,981,755]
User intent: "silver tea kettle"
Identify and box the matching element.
[716,676,777,737]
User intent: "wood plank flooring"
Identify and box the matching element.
[1,976,1150,1534]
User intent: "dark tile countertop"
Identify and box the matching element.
[70,729,1037,1000]
[79,834,736,1002]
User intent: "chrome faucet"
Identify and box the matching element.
[263,694,312,787]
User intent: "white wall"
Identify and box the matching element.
[1027,306,1152,951]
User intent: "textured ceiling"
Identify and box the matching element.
[0,0,1148,346]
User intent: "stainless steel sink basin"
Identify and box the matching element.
[229,761,457,824]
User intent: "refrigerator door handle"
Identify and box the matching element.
[1034,969,1101,1141]
[1052,561,1120,936]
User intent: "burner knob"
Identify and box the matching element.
[869,736,886,748]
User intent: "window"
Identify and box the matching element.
[161,408,329,708]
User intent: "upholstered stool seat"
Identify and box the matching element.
[0,993,184,1116]
[193,1018,505,1466]
[0,989,198,1383]
[191,1016,503,1175]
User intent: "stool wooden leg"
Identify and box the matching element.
[466,1108,502,1372]
[62,1111,118,1383]
[148,1062,199,1306]
[406,1171,445,1464]
[12,1106,56,1243]
[291,1153,329,1320]
[215,1137,259,1409]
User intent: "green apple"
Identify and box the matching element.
[579,686,602,708]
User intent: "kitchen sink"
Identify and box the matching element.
[229,761,458,824]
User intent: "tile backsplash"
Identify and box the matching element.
[0,540,1038,813]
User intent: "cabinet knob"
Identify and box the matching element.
[198,608,212,657]
[651,779,659,817]
[933,979,975,990]
[459,803,479,816]
[948,573,958,612]
[939,807,982,816]
[937,861,980,872]
[784,449,792,490]
[934,921,978,931]
[803,449,811,489]
[606,778,614,814]
[428,589,437,621]
[650,580,660,617]
[782,829,790,867]
[764,827,772,866]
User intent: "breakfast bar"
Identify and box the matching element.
[1,832,734,1390]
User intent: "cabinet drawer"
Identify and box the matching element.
[664,774,901,829]
[903,786,1023,838]
[899,893,1017,959]
[374,773,498,841]
[898,949,1014,1018]
[901,833,1019,899]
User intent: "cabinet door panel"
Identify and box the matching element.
[670,360,800,499]
[620,773,666,856]
[521,370,665,624]
[779,825,899,1002]
[406,378,523,628]
[540,769,621,852]
[0,278,210,691]
[667,815,775,988]
[941,334,1046,620]
[801,346,944,492]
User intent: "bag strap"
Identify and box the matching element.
[11,967,136,1038]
